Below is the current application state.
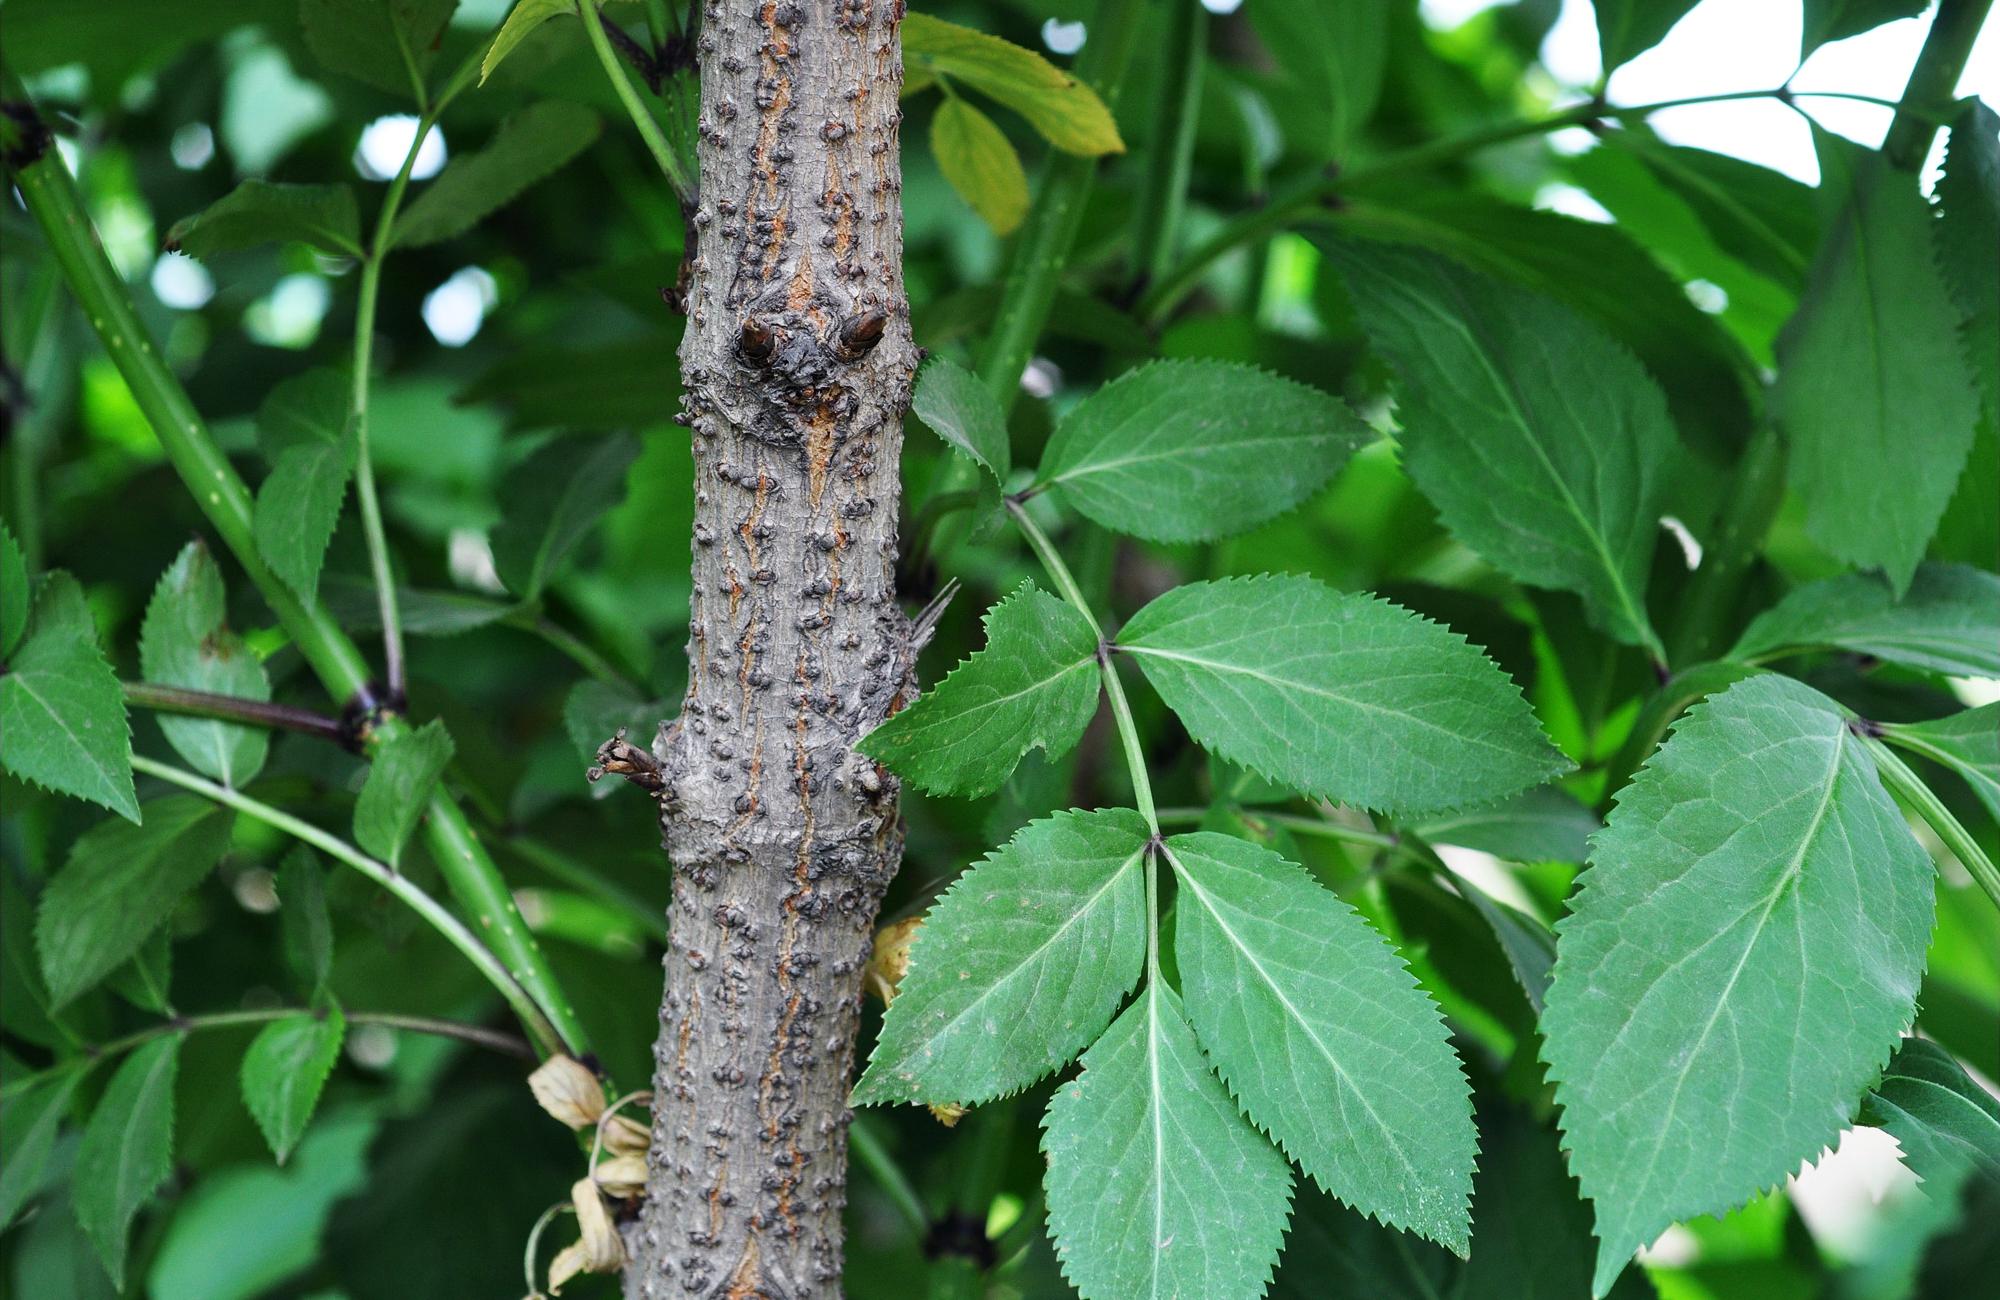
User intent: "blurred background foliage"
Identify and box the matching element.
[2,1,1995,1297]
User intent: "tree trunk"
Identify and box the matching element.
[611,2,918,1296]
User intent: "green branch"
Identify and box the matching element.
[1128,0,1207,291]
[131,754,570,1057]
[581,0,695,200]
[1867,739,2000,913]
[1884,0,1993,168]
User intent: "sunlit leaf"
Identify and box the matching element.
[931,96,1029,235]
[903,13,1123,155]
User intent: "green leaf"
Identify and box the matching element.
[1043,983,1294,1300]
[1773,136,1981,594]
[1036,360,1368,543]
[859,582,1099,798]
[854,808,1149,1107]
[1166,832,1476,1253]
[1119,575,1566,817]
[353,719,455,867]
[1,520,28,657]
[489,432,640,599]
[931,96,1029,235]
[562,677,663,765]
[140,540,272,787]
[393,101,603,248]
[0,1068,82,1231]
[73,1034,181,1290]
[165,179,363,259]
[255,368,356,602]
[1861,1037,2000,1186]
[1417,784,1599,863]
[0,575,136,821]
[105,925,174,1015]
[1594,0,1699,69]
[1613,136,1818,292]
[37,795,230,1008]
[1247,0,1387,154]
[1541,674,1934,1296]
[1939,102,1999,432]
[1729,562,2000,678]
[1801,0,1927,54]
[902,13,1123,156]
[242,1006,347,1164]
[1323,238,1673,654]
[482,0,574,83]
[1883,705,2000,823]
[301,0,459,96]
[1455,884,1556,1015]
[279,847,336,997]
[911,356,1010,481]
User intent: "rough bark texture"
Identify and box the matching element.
[617,2,917,1296]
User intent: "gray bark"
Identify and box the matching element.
[610,2,918,1295]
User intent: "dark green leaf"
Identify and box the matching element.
[0,575,137,822]
[279,847,336,997]
[460,335,685,430]
[241,1006,346,1163]
[1883,704,2000,823]
[854,808,1149,1106]
[1,520,27,657]
[860,582,1099,798]
[1167,832,1476,1252]
[165,180,363,259]
[74,1035,181,1289]
[1324,238,1674,653]
[1248,0,1388,154]
[301,0,459,96]
[105,925,174,1015]
[1861,1036,2000,1186]
[140,540,272,786]
[1613,136,1819,292]
[912,356,1010,481]
[36,795,230,1007]
[562,678,664,767]
[1774,136,1981,594]
[0,1068,83,1231]
[490,433,641,599]
[482,0,574,83]
[1455,883,1556,1014]
[1595,0,1699,70]
[320,576,517,637]
[1043,983,1293,1300]
[902,13,1123,156]
[1,872,67,1050]
[393,102,603,248]
[932,96,1029,235]
[1801,0,1927,54]
[1417,785,1599,863]
[1120,575,1567,817]
[255,369,356,602]
[1729,563,2000,678]
[1938,101,1999,434]
[353,719,455,867]
[1037,360,1366,543]
[1542,675,1934,1295]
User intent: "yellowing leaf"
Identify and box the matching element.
[931,97,1029,235]
[528,1055,605,1130]
[904,13,1123,156]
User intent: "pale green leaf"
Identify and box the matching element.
[0,1068,82,1231]
[860,582,1099,798]
[1883,704,2000,823]
[1324,239,1673,654]
[1167,832,1476,1253]
[1861,1037,2000,1186]
[490,432,640,599]
[903,13,1123,156]
[242,1006,347,1164]
[278,847,336,997]
[1,520,27,657]
[1542,674,1934,1296]
[1247,0,1387,154]
[255,368,356,602]
[482,0,574,84]
[393,101,602,248]
[1595,0,1699,69]
[1417,784,1599,863]
[1119,575,1567,817]
[1729,562,2000,678]
[0,576,137,822]
[932,96,1029,235]
[1036,360,1368,543]
[1774,136,1981,594]
[854,808,1149,1106]
[353,719,455,867]
[301,0,458,96]
[165,179,362,259]
[36,795,230,1008]
[74,1034,180,1290]
[912,356,1010,481]
[140,540,272,787]
[1043,983,1293,1300]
